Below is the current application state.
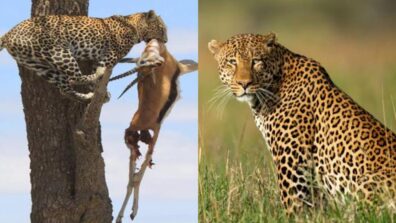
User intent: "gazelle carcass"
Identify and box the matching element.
[111,39,198,222]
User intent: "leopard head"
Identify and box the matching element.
[208,33,281,108]
[129,10,168,43]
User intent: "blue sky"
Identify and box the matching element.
[0,1,198,223]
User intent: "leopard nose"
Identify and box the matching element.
[237,80,253,89]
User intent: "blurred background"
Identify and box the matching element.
[0,1,197,222]
[199,0,396,222]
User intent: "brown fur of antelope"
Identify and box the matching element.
[115,39,197,222]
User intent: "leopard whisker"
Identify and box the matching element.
[209,86,231,104]
[208,85,233,117]
[210,87,228,99]
[255,91,265,107]
[216,93,232,120]
[258,88,279,102]
[256,91,270,113]
[255,93,267,113]
[261,82,276,88]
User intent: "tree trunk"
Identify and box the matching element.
[19,0,113,222]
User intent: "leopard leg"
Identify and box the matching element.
[275,157,314,215]
[44,47,97,86]
[45,46,105,90]
[56,77,94,101]
[18,60,57,82]
[69,62,107,85]
[70,52,119,85]
[18,59,94,102]
[40,68,94,101]
[69,63,99,87]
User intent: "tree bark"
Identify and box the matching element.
[19,1,113,222]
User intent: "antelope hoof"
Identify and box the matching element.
[115,217,122,223]
[130,213,136,221]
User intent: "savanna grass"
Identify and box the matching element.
[199,148,396,223]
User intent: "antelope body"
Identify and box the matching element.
[114,39,197,222]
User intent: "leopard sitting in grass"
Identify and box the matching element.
[208,33,396,213]
[0,10,167,101]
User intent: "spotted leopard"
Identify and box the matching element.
[0,10,167,101]
[208,33,396,213]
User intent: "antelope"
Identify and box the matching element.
[111,39,198,222]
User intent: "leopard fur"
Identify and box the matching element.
[208,33,396,213]
[0,10,167,101]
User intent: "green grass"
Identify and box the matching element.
[199,153,396,223]
[199,151,287,223]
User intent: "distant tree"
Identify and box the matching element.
[20,0,112,222]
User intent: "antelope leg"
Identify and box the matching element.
[116,149,138,223]
[130,152,153,220]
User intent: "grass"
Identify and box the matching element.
[199,148,287,223]
[199,147,396,223]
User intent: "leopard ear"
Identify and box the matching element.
[265,32,277,49]
[208,39,223,56]
[146,10,157,21]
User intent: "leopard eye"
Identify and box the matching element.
[227,59,237,65]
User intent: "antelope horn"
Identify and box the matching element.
[109,67,138,82]
[117,75,141,99]
[119,57,140,63]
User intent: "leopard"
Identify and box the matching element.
[208,33,396,214]
[0,10,167,102]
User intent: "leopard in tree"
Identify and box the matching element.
[208,33,396,213]
[0,10,167,101]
